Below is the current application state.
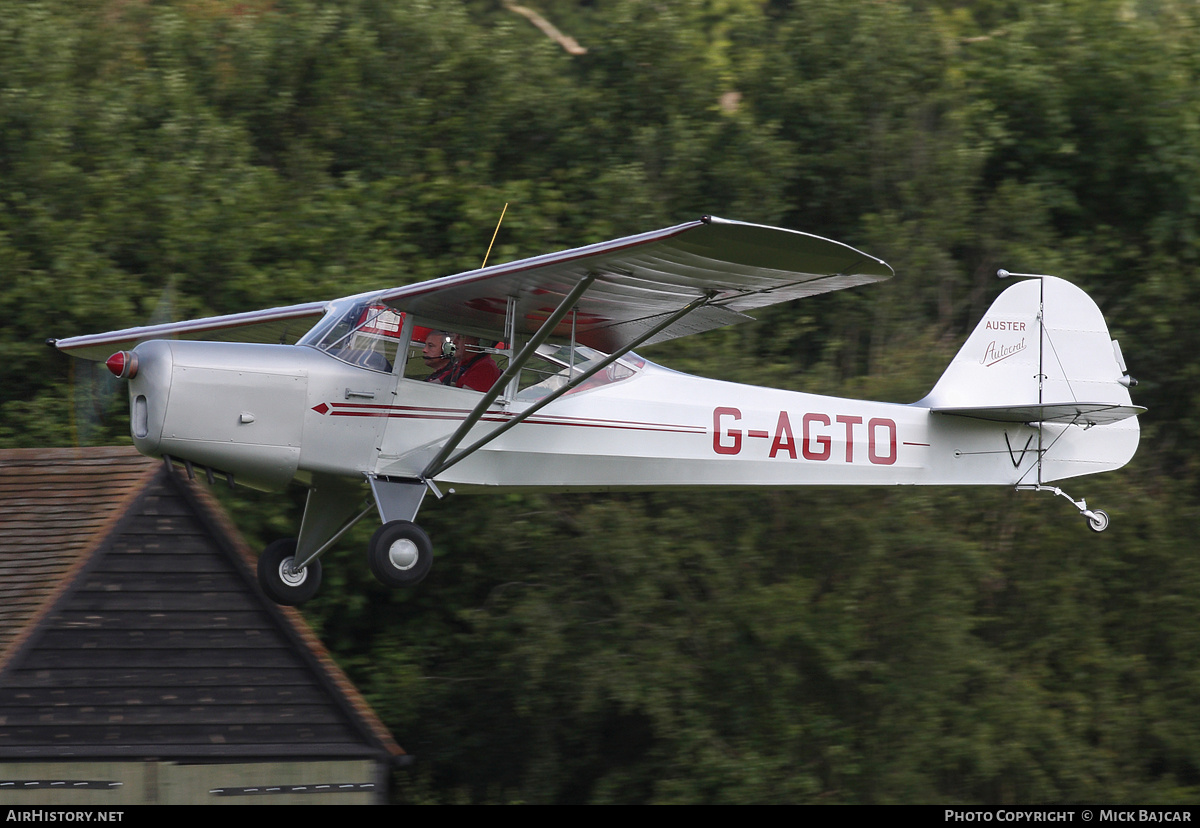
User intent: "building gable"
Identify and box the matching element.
[0,448,401,802]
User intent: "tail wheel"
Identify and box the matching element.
[368,520,433,587]
[258,538,322,605]
[1087,509,1110,533]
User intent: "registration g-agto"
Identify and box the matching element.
[53,217,1144,605]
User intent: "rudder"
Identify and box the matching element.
[919,275,1142,482]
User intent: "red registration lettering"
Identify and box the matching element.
[718,408,900,465]
[868,417,897,465]
[836,415,862,462]
[802,413,831,461]
[770,412,797,459]
[713,407,742,455]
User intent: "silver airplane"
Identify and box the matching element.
[54,217,1143,605]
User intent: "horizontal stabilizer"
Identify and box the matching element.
[933,402,1145,426]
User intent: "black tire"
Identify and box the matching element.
[258,538,322,605]
[368,520,433,587]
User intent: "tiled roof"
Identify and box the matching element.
[0,447,158,663]
[0,447,402,761]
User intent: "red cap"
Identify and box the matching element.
[105,351,138,379]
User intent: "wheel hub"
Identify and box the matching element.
[387,538,419,571]
[279,556,308,587]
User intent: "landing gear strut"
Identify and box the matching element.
[255,478,434,605]
[1020,484,1110,532]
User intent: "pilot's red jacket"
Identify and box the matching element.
[451,354,502,392]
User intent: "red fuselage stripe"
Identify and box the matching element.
[317,402,705,434]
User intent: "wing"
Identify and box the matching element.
[54,217,892,360]
[53,301,331,361]
[380,216,893,351]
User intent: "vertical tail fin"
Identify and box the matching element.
[919,275,1142,482]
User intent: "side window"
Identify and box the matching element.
[402,330,508,390]
[403,329,452,382]
[514,344,640,402]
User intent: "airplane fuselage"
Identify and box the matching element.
[125,339,1137,495]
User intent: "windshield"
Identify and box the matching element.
[302,296,405,372]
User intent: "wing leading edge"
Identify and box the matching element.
[53,301,331,361]
[54,217,893,359]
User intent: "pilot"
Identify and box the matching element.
[422,331,454,384]
[448,333,502,392]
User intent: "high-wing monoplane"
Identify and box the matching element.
[53,217,1144,605]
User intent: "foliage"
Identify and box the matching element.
[1,0,1198,804]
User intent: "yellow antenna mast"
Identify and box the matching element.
[481,202,508,269]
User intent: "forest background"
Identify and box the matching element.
[2,0,1198,805]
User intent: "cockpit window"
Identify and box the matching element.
[304,297,404,373]
[515,343,641,401]
[300,297,645,393]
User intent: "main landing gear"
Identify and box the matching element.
[1020,484,1110,533]
[256,477,435,606]
[257,522,434,605]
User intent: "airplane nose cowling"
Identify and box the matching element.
[140,340,307,491]
[126,341,173,453]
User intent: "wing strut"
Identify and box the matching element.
[424,292,712,479]
[420,274,598,480]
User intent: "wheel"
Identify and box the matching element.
[258,538,322,605]
[368,520,433,587]
[1087,509,1110,533]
